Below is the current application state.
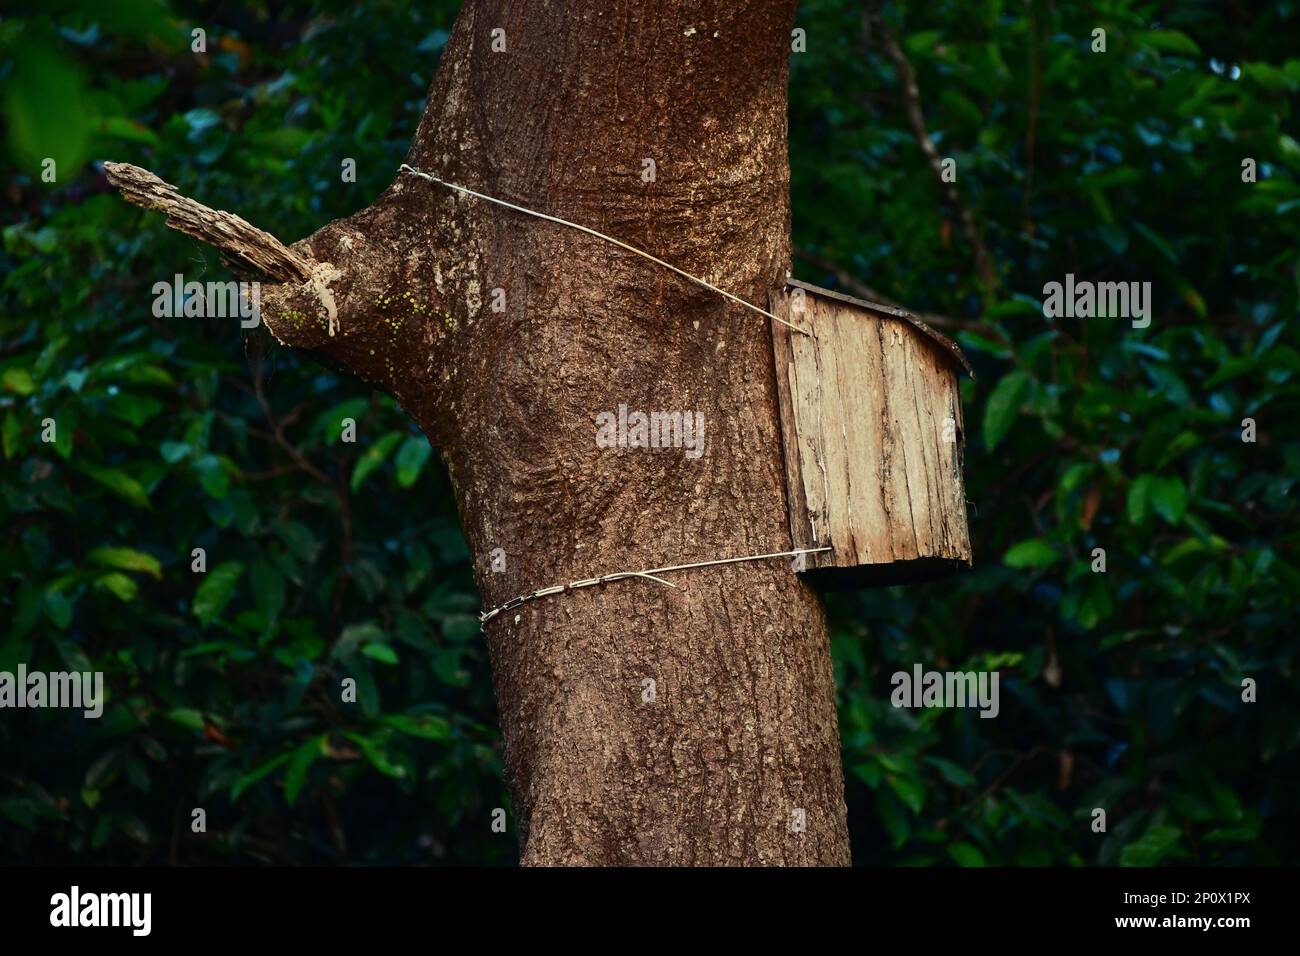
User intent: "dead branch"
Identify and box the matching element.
[103,161,316,283]
[867,14,1000,296]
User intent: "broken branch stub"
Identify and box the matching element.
[103,161,343,337]
[104,162,316,283]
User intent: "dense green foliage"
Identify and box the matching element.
[2,0,1297,865]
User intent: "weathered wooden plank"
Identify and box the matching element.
[770,281,972,588]
[769,289,812,551]
[786,277,974,378]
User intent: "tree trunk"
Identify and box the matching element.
[110,0,850,866]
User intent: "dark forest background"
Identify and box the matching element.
[2,0,1297,865]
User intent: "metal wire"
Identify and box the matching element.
[398,164,811,335]
[479,547,832,623]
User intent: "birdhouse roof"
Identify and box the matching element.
[786,279,974,379]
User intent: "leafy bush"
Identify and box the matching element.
[795,0,1299,865]
[2,0,508,865]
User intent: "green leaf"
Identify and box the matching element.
[1142,30,1202,57]
[159,441,190,464]
[851,760,882,788]
[87,547,162,579]
[877,791,910,848]
[925,756,977,788]
[276,521,321,563]
[885,773,925,814]
[103,393,164,428]
[166,708,206,731]
[77,464,151,509]
[1203,825,1258,844]
[948,842,987,866]
[96,115,161,147]
[1208,780,1244,822]
[333,622,386,661]
[6,584,41,642]
[116,813,152,845]
[194,453,231,500]
[1150,476,1187,525]
[314,398,369,441]
[1120,825,1183,866]
[350,431,403,493]
[192,561,245,627]
[94,571,138,602]
[382,714,452,740]
[3,43,90,174]
[1003,538,1058,569]
[44,589,74,630]
[1279,133,1300,169]
[231,753,292,803]
[1127,474,1155,525]
[2,368,35,396]
[394,435,433,488]
[1161,536,1221,565]
[284,735,326,805]
[361,643,399,665]
[343,732,407,779]
[250,558,285,628]
[2,411,22,458]
[432,647,471,687]
[84,750,121,790]
[52,635,91,673]
[983,370,1030,451]
[1132,221,1179,265]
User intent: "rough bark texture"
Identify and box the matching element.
[111,0,851,866]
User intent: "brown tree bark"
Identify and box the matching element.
[110,0,850,866]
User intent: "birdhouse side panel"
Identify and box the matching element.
[879,319,971,563]
[770,290,822,556]
[771,287,972,585]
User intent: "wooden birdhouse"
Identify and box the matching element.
[770,279,974,588]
